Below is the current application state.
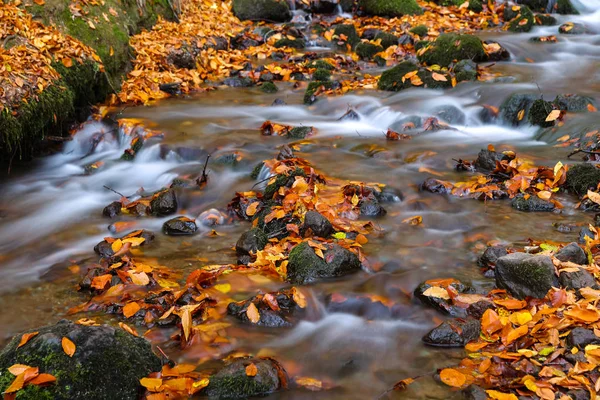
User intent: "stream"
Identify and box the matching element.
[1,2,600,398]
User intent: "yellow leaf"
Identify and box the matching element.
[517,109,525,121]
[62,337,76,357]
[214,283,231,293]
[245,363,258,377]
[545,109,561,122]
[111,239,123,253]
[553,161,564,175]
[439,368,466,388]
[8,364,31,376]
[422,286,450,300]
[587,190,600,206]
[431,72,447,82]
[123,302,141,318]
[122,237,145,247]
[128,271,150,285]
[247,303,260,323]
[486,390,519,400]
[508,311,532,326]
[140,377,163,391]
[351,193,359,206]
[292,287,307,308]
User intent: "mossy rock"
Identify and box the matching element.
[260,82,278,93]
[511,193,555,211]
[556,0,579,14]
[312,68,332,81]
[566,164,600,197]
[0,320,161,400]
[553,94,595,112]
[417,34,487,67]
[559,22,586,34]
[274,38,305,49]
[377,61,419,91]
[535,13,557,25]
[508,6,534,32]
[414,40,430,51]
[374,32,399,49]
[527,99,555,127]
[465,0,483,12]
[232,0,291,22]
[287,241,361,284]
[359,0,422,16]
[355,42,384,60]
[333,24,360,48]
[418,70,453,89]
[499,93,536,125]
[204,358,285,399]
[288,126,313,139]
[307,60,335,70]
[495,253,558,299]
[304,81,335,104]
[454,59,478,82]
[250,162,265,179]
[263,168,307,200]
[409,24,428,37]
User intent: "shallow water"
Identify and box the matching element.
[1,2,600,398]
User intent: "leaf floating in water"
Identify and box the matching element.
[439,368,466,387]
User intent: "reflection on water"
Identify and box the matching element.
[0,2,599,397]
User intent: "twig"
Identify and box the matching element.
[567,148,600,158]
[103,185,127,199]
[251,175,276,189]
[197,154,211,187]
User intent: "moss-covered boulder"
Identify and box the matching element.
[287,241,361,284]
[312,68,332,81]
[274,38,305,49]
[232,0,291,22]
[495,253,558,299]
[553,94,596,112]
[377,61,452,91]
[307,60,335,70]
[0,320,161,399]
[566,164,600,197]
[556,0,579,14]
[559,22,587,34]
[304,81,336,104]
[288,126,314,139]
[333,24,360,48]
[499,93,537,125]
[507,5,535,32]
[355,42,384,60]
[518,0,578,14]
[359,0,422,16]
[236,227,268,264]
[535,13,557,25]
[417,34,487,67]
[374,32,399,49]
[409,24,428,37]
[454,59,478,82]
[260,82,278,93]
[204,358,287,399]
[527,99,555,127]
[414,279,473,316]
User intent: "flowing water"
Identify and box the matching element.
[1,3,600,398]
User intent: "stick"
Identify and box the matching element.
[103,185,127,199]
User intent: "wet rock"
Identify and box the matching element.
[417,34,487,67]
[302,211,333,238]
[377,186,404,203]
[307,59,335,70]
[332,24,360,47]
[338,109,360,121]
[556,242,587,264]
[375,32,399,49]
[508,5,534,32]
[554,94,596,112]
[559,22,587,34]
[535,13,557,25]
[288,126,314,139]
[151,189,177,216]
[94,241,115,258]
[304,81,335,104]
[312,68,332,81]
[478,245,508,269]
[528,99,556,127]
[361,28,381,40]
[274,38,305,49]
[454,59,477,82]
[473,149,505,172]
[287,241,361,284]
[0,320,161,399]
[495,253,558,299]
[223,76,254,87]
[326,294,396,319]
[359,198,387,217]
[422,318,481,347]
[414,279,473,316]
[167,47,196,69]
[500,93,537,126]
[511,193,555,212]
[378,61,451,91]
[559,268,597,291]
[580,226,595,244]
[204,357,286,398]
[484,41,511,61]
[355,42,384,60]
[566,390,592,400]
[310,0,339,13]
[463,385,488,400]
[102,201,122,218]
[433,105,466,125]
[272,98,287,106]
[566,163,600,197]
[236,228,268,264]
[409,24,428,37]
[421,177,452,194]
[163,216,197,235]
[159,82,181,95]
[467,300,496,319]
[567,327,600,350]
[260,82,278,93]
[232,0,291,22]
[227,289,303,327]
[359,0,423,16]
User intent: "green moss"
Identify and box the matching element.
[312,68,332,81]
[250,162,265,179]
[409,24,428,37]
[374,32,398,49]
[333,24,360,48]
[359,0,422,16]
[260,82,278,93]
[355,42,383,60]
[288,126,313,139]
[566,164,600,197]
[232,0,291,21]
[414,40,430,51]
[377,61,419,91]
[527,99,554,127]
[307,60,335,70]
[535,13,557,25]
[417,33,487,66]
[454,59,477,82]
[263,168,307,199]
[556,0,578,14]
[274,38,305,49]
[464,0,483,12]
[304,81,335,104]
[508,6,534,32]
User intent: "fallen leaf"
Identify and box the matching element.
[18,332,39,348]
[246,302,260,323]
[61,337,76,357]
[245,363,258,377]
[439,368,466,387]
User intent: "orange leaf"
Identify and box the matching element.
[8,364,31,376]
[123,302,141,318]
[18,332,39,348]
[140,377,162,391]
[439,368,466,388]
[564,307,600,322]
[545,110,561,122]
[62,337,76,357]
[481,308,503,335]
[246,202,259,217]
[431,72,447,82]
[245,363,258,377]
[246,303,260,323]
[28,373,57,386]
[4,373,25,394]
[119,322,139,337]
[504,324,528,345]
[91,274,112,290]
[292,287,307,308]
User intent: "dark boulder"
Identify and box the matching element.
[232,0,291,22]
[312,68,332,81]
[417,34,487,67]
[511,193,555,212]
[204,357,286,399]
[527,99,555,127]
[150,189,177,216]
[236,228,268,264]
[473,149,505,172]
[422,318,481,347]
[332,24,360,47]
[559,268,597,291]
[555,242,587,264]
[433,105,466,125]
[274,38,305,49]
[287,241,361,284]
[227,289,304,327]
[375,32,399,49]
[414,279,473,317]
[421,177,452,194]
[507,5,535,32]
[311,0,338,13]
[355,42,383,60]
[559,22,587,34]
[566,163,600,197]
[0,320,161,399]
[500,93,536,126]
[223,76,254,87]
[535,13,557,25]
[478,245,508,269]
[359,198,387,217]
[454,59,477,82]
[102,201,121,218]
[580,226,595,244]
[302,211,333,238]
[260,82,278,93]
[163,216,197,235]
[495,253,558,299]
[567,327,600,350]
[409,24,428,37]
[288,126,314,139]
[463,385,488,400]
[377,186,404,203]
[554,94,596,112]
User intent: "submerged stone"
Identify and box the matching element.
[260,82,278,93]
[0,320,161,399]
[422,318,481,347]
[511,193,555,212]
[227,290,303,327]
[495,253,558,299]
[559,22,587,34]
[287,241,361,284]
[163,216,197,235]
[151,189,178,216]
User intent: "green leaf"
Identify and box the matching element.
[332,232,346,239]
